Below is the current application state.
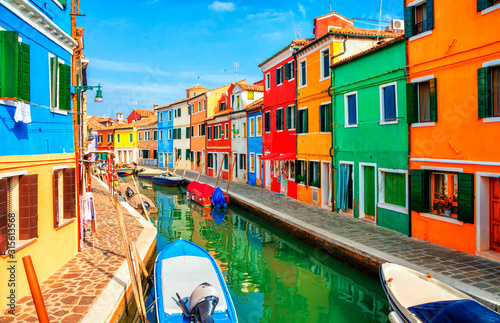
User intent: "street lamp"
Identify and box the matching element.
[74,84,104,103]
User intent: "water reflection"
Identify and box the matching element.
[138,180,390,322]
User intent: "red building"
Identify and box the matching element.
[206,93,233,180]
[258,39,312,198]
[126,109,155,124]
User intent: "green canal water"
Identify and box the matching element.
[136,180,390,322]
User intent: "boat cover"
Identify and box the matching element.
[187,181,215,199]
[408,299,500,323]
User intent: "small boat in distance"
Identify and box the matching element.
[187,181,229,208]
[155,239,238,323]
[151,173,184,186]
[380,263,500,323]
[138,169,167,179]
[116,168,135,177]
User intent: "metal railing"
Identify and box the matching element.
[416,19,429,34]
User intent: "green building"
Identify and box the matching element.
[331,37,409,235]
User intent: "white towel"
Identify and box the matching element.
[14,101,32,124]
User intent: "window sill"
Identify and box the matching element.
[420,212,463,225]
[411,122,435,128]
[1,238,37,258]
[319,76,331,82]
[345,124,358,128]
[409,31,432,42]
[298,84,307,90]
[483,116,500,123]
[481,3,500,15]
[51,108,68,116]
[55,218,75,230]
[380,121,398,125]
[378,202,408,214]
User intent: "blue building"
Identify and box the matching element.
[246,98,263,187]
[0,0,80,309]
[157,105,175,168]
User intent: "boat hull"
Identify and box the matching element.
[154,239,237,323]
[151,176,184,186]
[187,181,229,207]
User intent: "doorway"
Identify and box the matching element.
[265,160,271,188]
[280,161,287,194]
[360,164,376,222]
[490,178,500,252]
[322,162,332,208]
[337,163,354,215]
[214,154,218,178]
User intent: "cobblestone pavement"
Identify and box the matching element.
[173,168,500,310]
[0,184,144,322]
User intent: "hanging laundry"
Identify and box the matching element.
[14,101,32,124]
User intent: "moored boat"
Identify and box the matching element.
[116,167,136,177]
[187,181,229,208]
[154,239,238,323]
[138,169,168,179]
[380,263,500,323]
[151,173,184,186]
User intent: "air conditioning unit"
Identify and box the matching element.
[392,19,405,31]
[312,189,319,205]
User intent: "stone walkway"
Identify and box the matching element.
[169,168,500,311]
[0,184,144,322]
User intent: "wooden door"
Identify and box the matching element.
[490,178,500,252]
[364,166,375,220]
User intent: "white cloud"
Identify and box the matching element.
[208,1,236,13]
[298,3,306,19]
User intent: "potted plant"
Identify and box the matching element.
[311,178,319,187]
[443,197,453,217]
[434,189,452,216]
[297,174,305,184]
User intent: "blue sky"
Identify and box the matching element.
[80,0,403,118]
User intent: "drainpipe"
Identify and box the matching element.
[330,36,348,213]
[405,37,412,237]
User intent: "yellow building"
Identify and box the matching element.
[294,12,398,207]
[114,123,139,164]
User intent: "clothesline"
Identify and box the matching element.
[0,97,82,115]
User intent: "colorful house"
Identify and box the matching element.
[294,12,401,208]
[188,93,208,172]
[245,98,264,187]
[229,82,264,183]
[114,122,138,164]
[405,0,500,257]
[331,37,409,235]
[137,115,158,166]
[206,93,232,180]
[96,126,115,162]
[127,109,155,124]
[258,39,312,198]
[87,116,114,161]
[157,104,174,168]
[0,1,79,309]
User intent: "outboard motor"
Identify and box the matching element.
[189,283,219,323]
[125,187,134,199]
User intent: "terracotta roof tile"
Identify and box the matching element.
[134,115,158,128]
[258,39,314,67]
[331,36,404,68]
[86,116,107,130]
[132,109,155,117]
[238,83,264,92]
[244,97,264,111]
[208,109,233,121]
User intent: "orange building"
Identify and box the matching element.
[189,93,208,172]
[406,0,500,258]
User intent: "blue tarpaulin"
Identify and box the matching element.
[211,187,227,208]
[408,299,500,323]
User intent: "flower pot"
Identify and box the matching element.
[444,209,451,217]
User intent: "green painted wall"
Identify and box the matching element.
[332,40,409,235]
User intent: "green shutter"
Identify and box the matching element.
[477,0,491,11]
[308,161,312,186]
[188,104,191,115]
[410,169,430,213]
[404,6,415,39]
[284,63,291,80]
[426,0,434,30]
[478,67,492,119]
[0,31,19,98]
[17,42,30,101]
[406,83,418,124]
[304,109,308,133]
[457,173,474,224]
[50,57,58,107]
[56,0,67,8]
[385,173,406,207]
[429,78,438,122]
[59,64,71,110]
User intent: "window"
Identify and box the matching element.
[98,135,103,143]
[159,112,163,122]
[213,125,218,140]
[285,61,294,80]
[53,168,76,228]
[185,149,190,160]
[138,132,142,141]
[320,104,332,132]
[381,84,397,123]
[207,126,212,140]
[345,92,358,127]
[177,108,181,117]
[404,1,434,38]
[49,55,71,110]
[201,124,206,136]
[257,116,262,136]
[174,109,177,118]
[264,111,271,132]
[380,171,406,208]
[320,47,330,79]
[478,0,500,11]
[168,129,172,140]
[265,73,271,90]
[250,153,255,172]
[225,123,229,139]
[153,150,158,160]
[286,105,295,130]
[203,99,207,110]
[207,153,214,168]
[297,108,308,133]
[142,150,150,159]
[0,31,31,102]
[197,151,201,164]
[248,91,254,100]
[186,127,191,139]
[478,65,500,118]
[220,101,226,111]
[299,59,307,87]
[231,95,235,108]
[295,160,307,185]
[289,161,295,180]
[168,110,172,121]
[410,170,474,223]
[240,154,246,170]
[176,149,181,160]
[236,95,240,108]
[242,122,247,138]
[224,154,229,170]
[276,108,284,131]
[153,130,158,140]
[249,118,255,137]
[188,104,191,115]
[406,79,437,124]
[116,134,120,143]
[108,134,113,142]
[232,124,236,138]
[198,102,201,112]
[145,131,150,141]
[129,133,133,142]
[276,66,283,85]
[308,161,320,188]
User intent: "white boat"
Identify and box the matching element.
[380,263,500,323]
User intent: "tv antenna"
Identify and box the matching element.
[234,62,239,81]
[377,0,383,42]
[296,29,300,39]
[329,0,332,13]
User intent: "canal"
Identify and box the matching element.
[136,180,390,322]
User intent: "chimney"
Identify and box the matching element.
[153,104,158,110]
[116,112,123,123]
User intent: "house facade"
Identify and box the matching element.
[406,0,500,256]
[332,37,409,235]
[96,127,115,162]
[0,0,79,309]
[137,115,158,166]
[189,93,208,172]
[206,105,232,180]
[114,123,138,164]
[259,39,312,198]
[127,109,154,124]
[171,99,190,169]
[157,105,174,169]
[246,98,264,187]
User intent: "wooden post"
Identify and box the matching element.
[173,157,181,175]
[196,162,205,182]
[182,159,189,177]
[111,194,148,323]
[226,154,237,193]
[167,154,173,171]
[133,243,151,284]
[22,256,49,323]
[131,175,152,223]
[215,153,225,187]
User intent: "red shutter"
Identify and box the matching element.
[19,174,38,240]
[53,171,59,227]
[63,168,76,219]
[0,179,7,254]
